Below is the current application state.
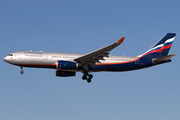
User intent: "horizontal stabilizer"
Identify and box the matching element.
[152,54,176,64]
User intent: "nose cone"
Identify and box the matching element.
[3,56,7,62]
[3,56,11,63]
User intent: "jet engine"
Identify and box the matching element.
[56,60,78,69]
[56,70,76,77]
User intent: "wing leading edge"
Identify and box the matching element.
[74,37,125,68]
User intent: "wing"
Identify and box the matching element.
[74,37,125,68]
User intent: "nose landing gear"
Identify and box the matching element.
[20,67,24,74]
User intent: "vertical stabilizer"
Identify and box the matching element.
[138,33,176,58]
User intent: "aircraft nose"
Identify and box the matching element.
[3,56,8,62]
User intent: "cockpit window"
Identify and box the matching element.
[8,54,13,56]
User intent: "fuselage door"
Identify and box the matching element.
[44,54,48,60]
[18,53,22,59]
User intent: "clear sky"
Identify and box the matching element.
[0,0,180,120]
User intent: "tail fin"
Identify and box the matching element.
[138,33,176,58]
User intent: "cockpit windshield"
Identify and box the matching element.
[8,54,13,56]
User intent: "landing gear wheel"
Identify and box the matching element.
[82,75,87,80]
[20,67,24,74]
[82,65,93,83]
[87,78,91,83]
[89,74,93,79]
[20,70,24,74]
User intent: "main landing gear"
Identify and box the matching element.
[20,67,24,74]
[82,64,93,83]
[82,70,93,83]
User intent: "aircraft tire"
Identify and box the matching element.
[20,70,24,74]
[82,75,87,80]
[87,78,91,83]
[89,74,93,79]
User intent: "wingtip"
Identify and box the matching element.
[116,37,125,43]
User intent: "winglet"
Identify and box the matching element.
[116,37,125,43]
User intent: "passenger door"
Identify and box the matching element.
[44,54,48,60]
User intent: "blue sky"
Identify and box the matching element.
[0,0,180,120]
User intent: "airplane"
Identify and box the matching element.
[3,33,176,83]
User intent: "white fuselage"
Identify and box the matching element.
[3,51,138,72]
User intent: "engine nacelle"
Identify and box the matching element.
[56,60,77,70]
[56,70,76,77]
